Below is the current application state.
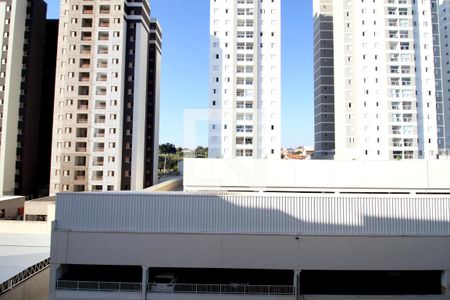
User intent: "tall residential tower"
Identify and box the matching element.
[0,0,55,197]
[208,0,281,159]
[314,0,445,160]
[439,0,450,152]
[50,0,161,194]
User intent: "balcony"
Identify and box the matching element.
[79,73,90,82]
[82,6,93,14]
[82,18,93,28]
[94,128,105,138]
[76,114,88,124]
[95,101,107,109]
[97,60,108,68]
[74,156,86,166]
[75,144,87,152]
[99,5,110,14]
[99,19,110,27]
[76,128,88,138]
[93,158,104,166]
[96,74,108,81]
[77,100,89,110]
[80,45,91,54]
[94,116,106,123]
[98,32,109,41]
[403,117,413,122]
[79,59,90,68]
[97,47,108,55]
[96,88,107,96]
[392,126,402,135]
[81,32,92,41]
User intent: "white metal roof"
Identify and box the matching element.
[55,192,450,236]
[0,233,50,284]
[0,196,24,202]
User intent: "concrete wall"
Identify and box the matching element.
[144,178,182,192]
[184,159,450,192]
[0,268,49,300]
[0,197,25,219]
[0,221,51,234]
[51,231,450,271]
[24,196,55,221]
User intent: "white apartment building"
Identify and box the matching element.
[440,0,450,151]
[208,0,281,159]
[314,0,446,160]
[50,0,161,194]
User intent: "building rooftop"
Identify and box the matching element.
[0,232,50,285]
[0,196,24,202]
[184,159,450,193]
[55,192,450,237]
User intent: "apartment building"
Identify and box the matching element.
[208,0,281,159]
[440,0,450,151]
[314,0,445,160]
[0,0,57,197]
[313,0,335,159]
[50,0,161,194]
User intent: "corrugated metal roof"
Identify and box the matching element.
[55,192,450,236]
[0,233,50,284]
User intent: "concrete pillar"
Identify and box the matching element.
[442,271,450,299]
[48,263,60,300]
[141,266,149,300]
[294,270,301,299]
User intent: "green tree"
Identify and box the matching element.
[159,143,176,155]
[195,146,208,158]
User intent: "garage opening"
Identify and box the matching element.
[59,264,142,283]
[300,270,442,295]
[148,268,294,295]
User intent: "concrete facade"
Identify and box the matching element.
[51,232,450,271]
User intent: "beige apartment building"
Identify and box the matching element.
[50,0,161,194]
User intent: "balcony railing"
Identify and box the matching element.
[56,281,141,293]
[147,283,294,295]
[55,281,294,296]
